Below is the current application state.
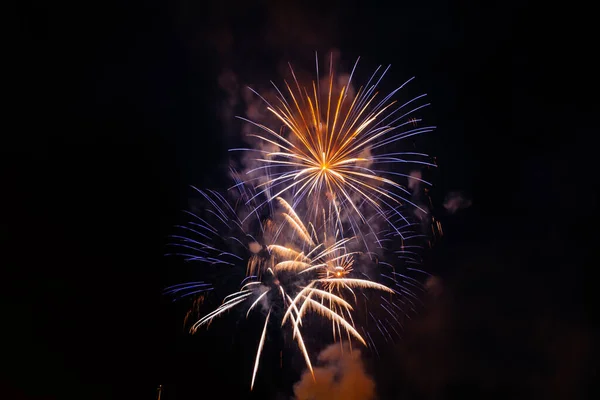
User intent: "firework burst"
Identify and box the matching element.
[167,188,395,389]
[233,54,436,241]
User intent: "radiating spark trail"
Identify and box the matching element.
[251,308,271,390]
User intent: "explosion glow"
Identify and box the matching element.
[165,55,438,390]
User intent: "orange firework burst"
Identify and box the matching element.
[235,54,436,237]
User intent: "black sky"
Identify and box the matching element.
[6,0,597,399]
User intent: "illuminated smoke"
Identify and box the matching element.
[294,343,376,400]
[408,170,422,191]
[443,191,472,214]
[249,241,262,254]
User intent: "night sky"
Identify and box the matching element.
[7,1,596,399]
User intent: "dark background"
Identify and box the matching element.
[6,0,596,399]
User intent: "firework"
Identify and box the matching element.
[167,188,394,389]
[232,54,436,241]
[165,55,439,390]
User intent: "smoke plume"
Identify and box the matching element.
[443,191,472,214]
[293,343,376,400]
